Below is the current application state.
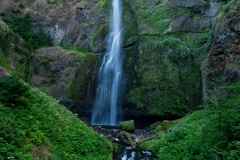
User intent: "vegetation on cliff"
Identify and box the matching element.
[0,14,53,81]
[138,1,240,159]
[0,0,239,159]
[0,76,112,160]
[126,0,214,116]
[140,82,240,159]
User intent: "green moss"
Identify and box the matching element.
[126,0,213,115]
[222,0,235,12]
[0,19,14,56]
[65,82,74,94]
[69,54,98,108]
[125,36,138,46]
[89,22,109,50]
[46,0,58,5]
[128,33,204,116]
[97,0,109,10]
[0,53,11,72]
[59,45,95,58]
[42,60,52,70]
[227,60,240,69]
[120,120,135,132]
[123,16,137,44]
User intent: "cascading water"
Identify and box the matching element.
[91,0,123,125]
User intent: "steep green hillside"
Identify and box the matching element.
[140,82,240,159]
[0,76,112,160]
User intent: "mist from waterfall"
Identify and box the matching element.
[91,0,123,125]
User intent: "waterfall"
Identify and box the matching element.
[91,0,123,125]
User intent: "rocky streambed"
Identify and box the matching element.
[98,127,158,160]
[91,122,160,160]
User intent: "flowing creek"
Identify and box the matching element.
[93,125,158,160]
[113,145,158,160]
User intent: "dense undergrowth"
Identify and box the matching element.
[3,14,52,50]
[140,82,240,159]
[0,76,112,160]
[0,14,53,81]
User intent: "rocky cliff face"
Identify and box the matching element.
[0,0,239,118]
[31,47,97,113]
[123,0,220,117]
[0,0,108,52]
[204,0,240,102]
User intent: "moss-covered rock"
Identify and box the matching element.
[120,120,135,132]
[31,46,98,113]
[139,82,240,159]
[204,0,240,103]
[0,19,14,72]
[124,0,215,117]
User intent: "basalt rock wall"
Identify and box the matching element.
[0,0,108,52]
[204,0,240,103]
[1,0,239,118]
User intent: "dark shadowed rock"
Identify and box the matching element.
[170,16,194,32]
[204,0,240,101]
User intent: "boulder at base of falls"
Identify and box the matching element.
[120,120,135,132]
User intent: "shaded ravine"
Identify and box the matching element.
[91,0,124,125]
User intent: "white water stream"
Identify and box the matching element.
[91,0,123,125]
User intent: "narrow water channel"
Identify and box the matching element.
[113,144,158,160]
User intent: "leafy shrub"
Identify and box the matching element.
[0,24,14,55]
[0,80,112,159]
[2,14,53,80]
[4,14,53,50]
[0,12,5,16]
[0,107,33,160]
[19,3,25,8]
[0,76,29,105]
[12,8,21,14]
[140,82,240,160]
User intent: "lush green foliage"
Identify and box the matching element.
[0,77,112,160]
[222,0,235,12]
[4,14,53,50]
[0,20,14,55]
[128,34,203,116]
[140,82,240,159]
[1,14,53,80]
[59,45,94,57]
[0,76,29,105]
